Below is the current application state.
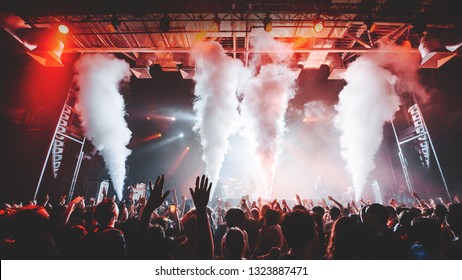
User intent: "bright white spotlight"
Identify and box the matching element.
[171,116,176,121]
[179,133,184,138]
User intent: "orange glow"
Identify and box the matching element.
[146,114,176,121]
[403,40,412,48]
[129,133,162,147]
[58,24,69,34]
[141,133,162,142]
[166,147,190,177]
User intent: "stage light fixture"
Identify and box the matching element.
[263,15,272,32]
[179,133,184,138]
[23,27,65,66]
[170,116,176,121]
[313,18,324,33]
[58,24,69,34]
[211,15,221,32]
[364,18,376,33]
[159,15,171,32]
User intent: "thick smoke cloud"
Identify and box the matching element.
[191,41,247,197]
[373,44,430,103]
[334,56,400,200]
[240,30,298,198]
[74,54,132,200]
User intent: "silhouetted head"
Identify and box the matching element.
[260,204,271,219]
[397,210,413,227]
[12,205,49,239]
[93,199,119,228]
[362,203,389,229]
[311,206,325,217]
[223,227,245,259]
[327,216,359,259]
[341,208,350,217]
[250,208,260,221]
[292,204,307,212]
[264,209,281,226]
[281,210,315,250]
[329,207,341,220]
[225,208,246,229]
[433,204,448,223]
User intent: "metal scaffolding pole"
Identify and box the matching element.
[67,138,86,202]
[415,103,452,202]
[391,120,414,193]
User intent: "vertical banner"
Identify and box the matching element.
[51,84,84,178]
[407,104,431,168]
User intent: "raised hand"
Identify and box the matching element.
[295,194,302,205]
[217,197,222,209]
[146,175,170,211]
[454,195,460,203]
[327,195,333,201]
[389,198,398,208]
[69,196,84,209]
[138,195,146,207]
[351,200,357,208]
[190,175,212,210]
[59,195,67,205]
[308,199,314,208]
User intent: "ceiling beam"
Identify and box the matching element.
[63,47,420,54]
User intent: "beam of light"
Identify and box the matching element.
[145,114,176,121]
[166,147,190,178]
[134,133,185,154]
[129,133,162,147]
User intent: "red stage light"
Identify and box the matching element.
[166,147,191,177]
[58,24,69,34]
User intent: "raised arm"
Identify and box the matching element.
[216,198,224,225]
[295,194,302,206]
[138,175,170,238]
[350,200,359,214]
[169,186,182,232]
[61,196,84,226]
[328,195,344,209]
[41,194,49,207]
[282,199,291,213]
[190,175,214,260]
[412,192,425,209]
[180,194,187,219]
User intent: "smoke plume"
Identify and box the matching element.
[334,56,400,200]
[74,54,132,200]
[372,43,430,103]
[191,41,246,196]
[240,30,298,198]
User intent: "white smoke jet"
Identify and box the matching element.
[334,56,400,200]
[303,101,330,123]
[191,41,247,197]
[240,30,297,198]
[74,54,132,200]
[372,43,430,103]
